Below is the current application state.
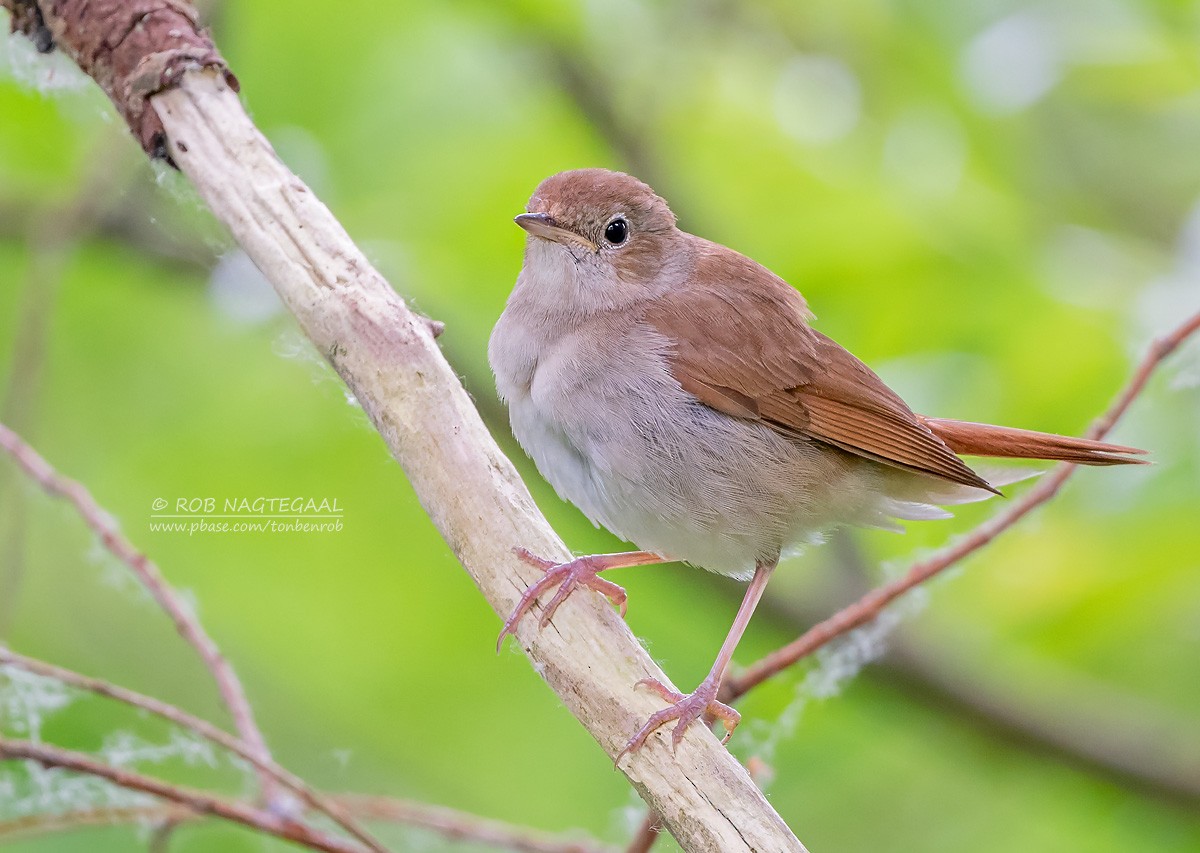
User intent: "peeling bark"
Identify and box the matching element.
[4,0,237,159]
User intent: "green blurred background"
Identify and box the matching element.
[2,1,1199,850]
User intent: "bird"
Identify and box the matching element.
[487,168,1145,756]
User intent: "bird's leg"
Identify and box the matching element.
[497,548,666,651]
[618,560,776,759]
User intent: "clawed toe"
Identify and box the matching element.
[513,546,556,571]
[617,677,741,761]
[496,549,634,651]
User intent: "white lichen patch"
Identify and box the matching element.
[100,728,217,769]
[0,666,74,742]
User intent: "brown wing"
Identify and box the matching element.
[642,238,996,493]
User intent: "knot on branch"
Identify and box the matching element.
[5,0,238,162]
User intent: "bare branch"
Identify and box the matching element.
[0,806,190,844]
[147,66,803,853]
[724,309,1200,701]
[333,795,618,853]
[0,797,619,853]
[0,422,277,799]
[741,539,1200,807]
[0,647,387,853]
[506,9,1200,815]
[623,811,663,853]
[147,812,188,853]
[0,1,806,846]
[0,130,138,636]
[0,738,360,853]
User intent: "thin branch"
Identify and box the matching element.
[333,795,618,853]
[741,535,1200,807]
[148,67,804,853]
[0,805,190,843]
[0,421,278,801]
[147,813,186,853]
[0,194,220,272]
[526,8,1200,831]
[0,737,360,853]
[724,309,1200,701]
[0,647,388,853]
[539,43,661,190]
[0,129,137,636]
[0,2,805,845]
[623,811,663,853]
[0,797,619,853]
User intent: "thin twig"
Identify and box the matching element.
[737,538,1200,805]
[812,533,1200,805]
[0,805,190,843]
[0,647,388,853]
[528,21,1200,823]
[149,67,805,851]
[0,422,278,800]
[333,795,618,853]
[0,737,360,853]
[0,796,620,853]
[2,3,806,843]
[0,128,136,636]
[147,814,185,853]
[623,811,663,853]
[724,309,1200,701]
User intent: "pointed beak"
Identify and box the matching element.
[514,212,597,252]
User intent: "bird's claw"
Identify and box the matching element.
[496,548,629,652]
[615,676,741,763]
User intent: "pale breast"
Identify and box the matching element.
[491,307,871,578]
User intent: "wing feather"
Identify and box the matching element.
[642,238,996,492]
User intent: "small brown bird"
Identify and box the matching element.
[489,168,1144,756]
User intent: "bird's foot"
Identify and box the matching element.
[496,548,629,651]
[617,675,741,761]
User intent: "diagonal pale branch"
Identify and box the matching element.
[0,443,626,853]
[616,312,1200,853]
[146,67,802,853]
[723,309,1200,701]
[0,1,803,846]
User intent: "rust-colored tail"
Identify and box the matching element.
[918,416,1148,466]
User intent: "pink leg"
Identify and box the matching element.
[497,548,666,651]
[618,560,777,759]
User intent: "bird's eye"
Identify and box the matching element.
[604,217,628,245]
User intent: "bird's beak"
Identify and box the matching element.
[514,212,598,252]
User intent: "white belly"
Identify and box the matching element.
[490,310,874,579]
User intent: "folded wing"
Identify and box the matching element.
[642,240,1143,494]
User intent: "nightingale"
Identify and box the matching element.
[488,168,1145,757]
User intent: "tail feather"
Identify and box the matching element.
[918,416,1148,466]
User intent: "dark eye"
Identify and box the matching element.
[604,217,628,245]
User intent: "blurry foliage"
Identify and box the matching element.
[1,0,1199,851]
